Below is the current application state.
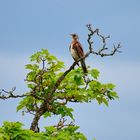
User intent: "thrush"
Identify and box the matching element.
[69,34,88,73]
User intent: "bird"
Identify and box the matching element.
[69,34,88,73]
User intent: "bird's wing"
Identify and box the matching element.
[73,42,84,58]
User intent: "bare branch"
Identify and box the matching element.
[24,110,35,116]
[53,118,74,130]
[0,87,45,101]
[86,24,99,52]
[86,24,122,57]
[0,88,26,99]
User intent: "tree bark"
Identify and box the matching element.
[30,106,45,132]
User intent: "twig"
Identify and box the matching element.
[86,24,122,57]
[53,118,74,130]
[0,88,26,99]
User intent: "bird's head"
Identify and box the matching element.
[70,34,79,40]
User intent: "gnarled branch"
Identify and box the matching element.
[0,87,26,99]
[53,118,74,130]
[86,24,122,57]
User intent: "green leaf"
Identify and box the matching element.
[26,71,37,81]
[25,64,39,70]
[30,52,41,62]
[107,83,116,90]
[49,55,57,61]
[102,98,109,106]
[74,75,83,85]
[96,97,102,104]
[27,84,35,89]
[17,98,27,112]
[90,69,100,79]
[43,112,51,118]
[41,49,49,55]
[54,105,74,120]
[25,64,34,69]
[16,96,33,112]
[109,91,119,99]
[44,126,57,134]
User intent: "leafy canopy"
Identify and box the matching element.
[0,121,87,140]
[0,49,118,140]
[17,49,118,120]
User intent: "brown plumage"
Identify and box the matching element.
[69,34,88,73]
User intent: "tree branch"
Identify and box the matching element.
[53,118,74,130]
[47,61,78,99]
[0,88,26,99]
[0,88,45,101]
[86,24,122,57]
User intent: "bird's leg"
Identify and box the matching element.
[74,58,79,66]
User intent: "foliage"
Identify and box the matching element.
[0,23,121,139]
[0,121,45,140]
[0,49,119,139]
[0,121,87,140]
[17,49,118,118]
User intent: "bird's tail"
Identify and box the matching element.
[81,59,88,74]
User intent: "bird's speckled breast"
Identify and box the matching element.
[70,44,79,60]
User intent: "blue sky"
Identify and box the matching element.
[0,0,140,140]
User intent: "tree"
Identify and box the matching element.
[0,24,121,140]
